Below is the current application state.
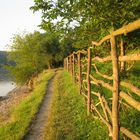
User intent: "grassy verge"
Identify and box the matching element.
[45,70,110,140]
[90,60,140,136]
[0,70,55,140]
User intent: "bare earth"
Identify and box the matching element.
[22,75,55,140]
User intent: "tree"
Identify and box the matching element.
[31,0,140,48]
[7,31,62,84]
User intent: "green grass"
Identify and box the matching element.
[0,70,55,140]
[45,70,110,140]
[85,56,140,137]
[76,53,140,138]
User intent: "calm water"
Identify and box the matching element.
[0,81,16,96]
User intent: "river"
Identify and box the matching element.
[0,68,16,96]
[0,81,16,96]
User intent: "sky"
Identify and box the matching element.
[0,0,42,51]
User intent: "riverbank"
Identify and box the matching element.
[0,69,55,140]
[0,86,30,122]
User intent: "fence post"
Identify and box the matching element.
[120,38,125,74]
[72,53,75,81]
[67,56,69,72]
[70,55,72,75]
[87,48,91,115]
[64,58,66,69]
[63,58,65,69]
[110,35,120,140]
[66,57,69,71]
[78,52,81,94]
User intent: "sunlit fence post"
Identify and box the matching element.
[70,55,72,75]
[66,57,69,71]
[78,52,81,94]
[87,48,91,115]
[110,35,120,140]
[119,37,125,75]
[63,59,66,69]
[67,56,69,72]
[72,53,75,82]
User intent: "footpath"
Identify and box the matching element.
[22,73,56,140]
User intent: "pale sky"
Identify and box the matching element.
[0,0,42,51]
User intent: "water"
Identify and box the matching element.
[0,81,16,96]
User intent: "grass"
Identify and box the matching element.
[90,61,140,137]
[1,62,139,139]
[73,49,140,138]
[0,69,55,140]
[45,70,110,140]
[85,52,140,137]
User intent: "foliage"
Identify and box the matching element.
[45,70,110,140]
[31,0,140,48]
[0,70,55,140]
[7,31,61,84]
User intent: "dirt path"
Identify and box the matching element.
[22,74,56,140]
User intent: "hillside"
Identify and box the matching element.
[0,51,7,66]
[0,51,9,80]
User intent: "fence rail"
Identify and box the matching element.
[64,19,140,140]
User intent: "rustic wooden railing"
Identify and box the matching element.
[64,19,140,140]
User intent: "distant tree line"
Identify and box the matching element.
[7,31,74,84]
[0,51,7,67]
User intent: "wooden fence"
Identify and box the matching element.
[64,19,140,140]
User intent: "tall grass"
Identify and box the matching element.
[45,70,110,140]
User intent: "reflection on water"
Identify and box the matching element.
[0,81,16,96]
